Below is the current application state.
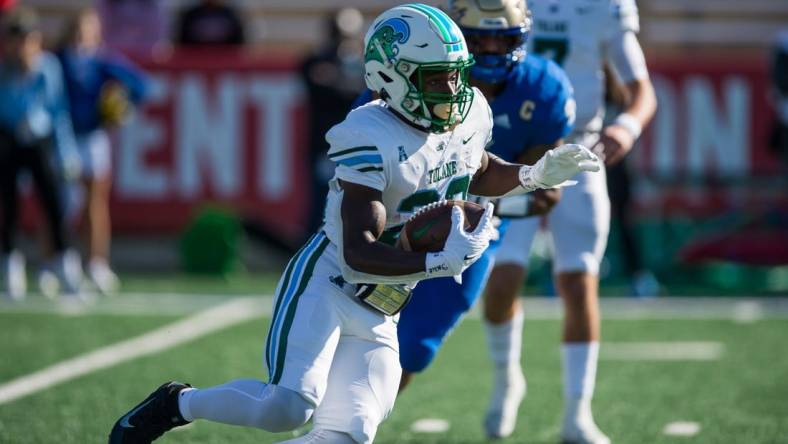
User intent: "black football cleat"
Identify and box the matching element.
[108,381,192,444]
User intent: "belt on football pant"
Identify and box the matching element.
[354,283,412,316]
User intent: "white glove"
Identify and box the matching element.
[523,144,600,189]
[425,203,495,280]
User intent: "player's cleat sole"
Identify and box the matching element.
[108,381,191,444]
[483,367,526,439]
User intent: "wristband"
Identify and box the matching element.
[425,252,450,278]
[613,112,642,140]
[516,164,542,193]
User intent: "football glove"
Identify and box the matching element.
[425,203,495,280]
[521,144,600,190]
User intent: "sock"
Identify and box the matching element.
[485,306,525,375]
[561,341,600,422]
[177,379,313,432]
[177,388,197,421]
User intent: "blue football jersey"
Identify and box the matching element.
[486,53,575,162]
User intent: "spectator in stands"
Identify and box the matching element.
[300,8,365,236]
[603,63,659,297]
[57,8,148,295]
[771,30,788,166]
[175,0,246,46]
[98,0,169,56]
[0,7,83,301]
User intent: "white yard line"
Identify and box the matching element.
[601,342,724,361]
[663,421,702,437]
[732,300,765,323]
[0,293,272,316]
[410,418,451,433]
[0,297,270,405]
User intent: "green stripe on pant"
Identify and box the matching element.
[271,235,331,384]
[265,233,319,377]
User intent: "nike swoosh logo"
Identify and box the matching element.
[462,132,476,144]
[464,254,478,261]
[119,398,154,428]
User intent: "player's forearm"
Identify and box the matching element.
[620,78,657,130]
[469,155,524,197]
[343,240,427,276]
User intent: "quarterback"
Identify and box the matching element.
[482,0,658,443]
[108,4,599,444]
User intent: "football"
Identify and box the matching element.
[397,200,485,252]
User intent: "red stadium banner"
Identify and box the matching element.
[110,50,310,238]
[631,55,785,217]
[635,55,780,177]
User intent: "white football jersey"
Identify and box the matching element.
[321,88,492,282]
[527,0,640,134]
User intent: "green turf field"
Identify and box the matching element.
[1,288,787,443]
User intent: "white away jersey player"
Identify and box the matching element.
[527,0,640,134]
[322,88,493,284]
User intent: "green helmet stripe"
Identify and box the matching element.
[404,3,461,44]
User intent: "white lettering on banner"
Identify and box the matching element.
[114,73,303,202]
[650,75,677,176]
[117,75,169,198]
[647,74,751,176]
[248,77,303,199]
[687,76,750,176]
[176,75,242,198]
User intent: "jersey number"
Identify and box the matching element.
[533,37,569,66]
[397,175,471,213]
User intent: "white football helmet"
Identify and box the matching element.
[364,3,475,132]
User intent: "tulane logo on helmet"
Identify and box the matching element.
[365,18,411,65]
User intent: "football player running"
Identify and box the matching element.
[107,4,599,444]
[482,0,657,443]
[392,0,574,416]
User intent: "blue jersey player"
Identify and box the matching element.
[397,0,575,433]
